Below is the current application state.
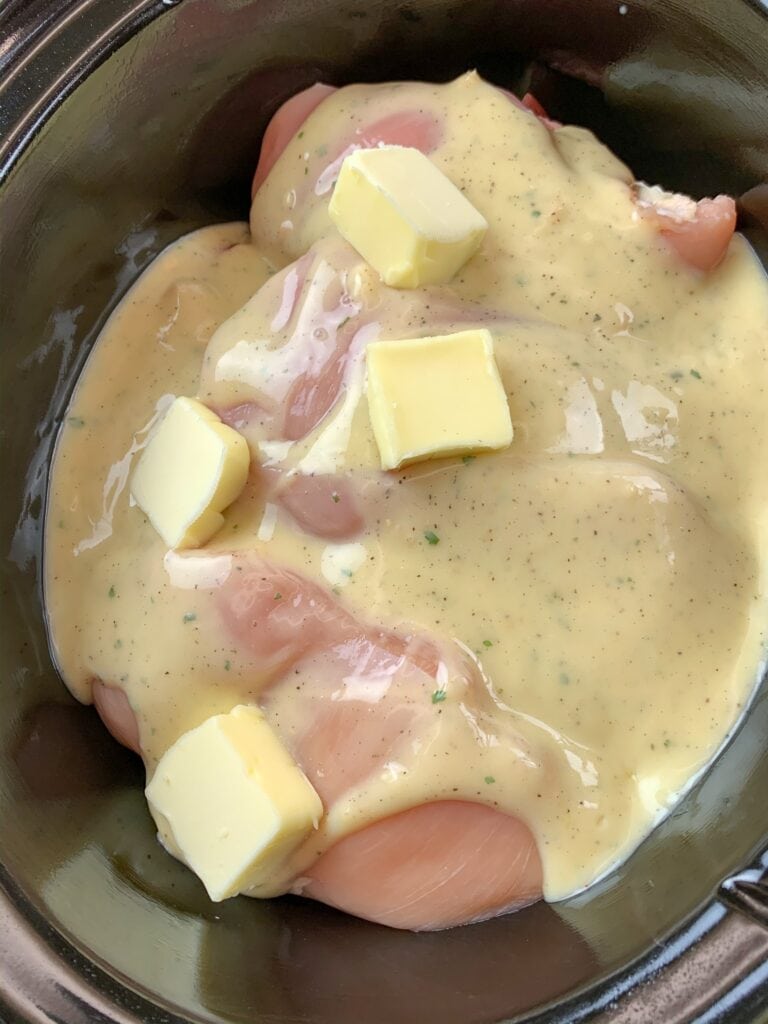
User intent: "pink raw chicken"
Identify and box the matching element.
[205,243,363,442]
[251,79,736,274]
[277,473,364,540]
[92,554,544,931]
[635,185,737,272]
[250,83,443,197]
[204,232,503,452]
[252,83,337,195]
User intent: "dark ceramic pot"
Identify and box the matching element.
[1,1,767,1021]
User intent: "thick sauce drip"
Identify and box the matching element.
[46,73,768,902]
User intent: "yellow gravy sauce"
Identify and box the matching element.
[46,73,768,901]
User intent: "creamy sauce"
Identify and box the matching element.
[45,73,768,903]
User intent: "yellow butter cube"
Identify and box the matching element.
[366,329,513,470]
[130,396,249,549]
[328,145,487,288]
[145,705,323,902]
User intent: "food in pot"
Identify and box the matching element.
[45,72,768,930]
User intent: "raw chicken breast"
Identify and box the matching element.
[91,554,544,930]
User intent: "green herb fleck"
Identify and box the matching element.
[531,209,542,218]
[593,313,602,323]
[669,370,684,381]
[338,316,351,330]
[114,639,123,649]
[690,368,702,380]
[182,612,197,623]
[297,130,304,139]
[274,591,282,600]
[431,689,447,704]
[482,639,493,648]
[304,166,308,175]
[331,492,340,503]
[224,660,231,672]
[67,416,85,428]
[663,738,672,748]
[462,455,476,464]
[341,568,354,578]
[316,144,328,157]
[108,585,116,599]
[559,671,570,685]
[424,530,440,546]
[484,775,496,784]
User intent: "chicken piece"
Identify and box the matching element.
[251,79,736,277]
[200,240,364,441]
[201,233,508,449]
[303,801,542,931]
[91,553,544,930]
[93,682,141,754]
[635,182,736,272]
[250,83,443,200]
[249,81,448,261]
[521,91,561,129]
[250,81,560,201]
[277,473,364,540]
[252,83,337,195]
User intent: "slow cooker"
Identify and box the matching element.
[1,1,767,1020]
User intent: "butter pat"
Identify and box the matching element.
[145,705,323,902]
[366,329,513,470]
[131,396,249,549]
[329,145,487,288]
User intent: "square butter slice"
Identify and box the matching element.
[329,145,488,288]
[145,705,323,902]
[130,396,249,550]
[366,328,513,470]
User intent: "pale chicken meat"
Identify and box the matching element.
[92,550,546,928]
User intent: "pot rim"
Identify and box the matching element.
[0,0,168,182]
[2,849,767,1023]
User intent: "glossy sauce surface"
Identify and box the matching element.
[46,73,768,904]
